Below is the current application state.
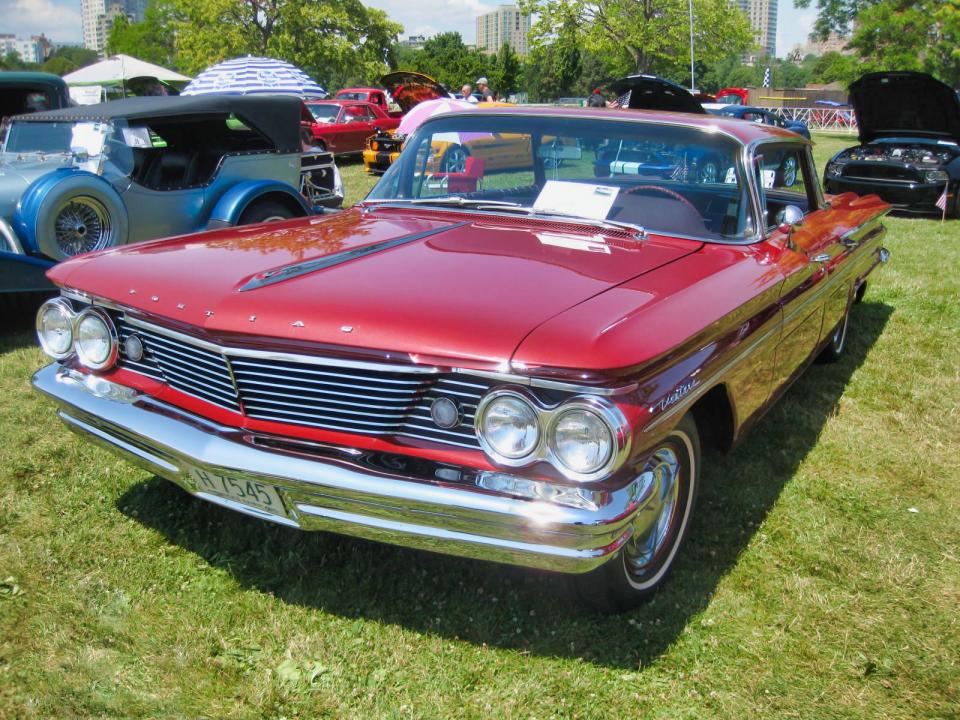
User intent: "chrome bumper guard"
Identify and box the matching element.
[33,364,654,574]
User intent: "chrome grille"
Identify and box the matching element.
[113,315,488,449]
[115,317,240,412]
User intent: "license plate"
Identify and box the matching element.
[188,467,287,517]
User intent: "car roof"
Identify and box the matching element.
[12,94,306,153]
[0,71,68,91]
[419,106,807,145]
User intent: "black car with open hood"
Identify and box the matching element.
[823,72,960,217]
[608,75,706,115]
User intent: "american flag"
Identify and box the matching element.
[935,184,949,212]
[609,90,631,108]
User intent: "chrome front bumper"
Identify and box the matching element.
[32,364,655,574]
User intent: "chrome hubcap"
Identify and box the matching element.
[624,446,682,573]
[55,197,113,256]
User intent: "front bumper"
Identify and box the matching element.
[825,175,950,212]
[33,364,653,574]
[362,149,399,174]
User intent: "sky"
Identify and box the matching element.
[6,0,818,59]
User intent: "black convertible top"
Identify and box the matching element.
[13,95,306,153]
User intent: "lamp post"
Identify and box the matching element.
[689,0,696,91]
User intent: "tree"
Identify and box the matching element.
[107,1,178,68]
[167,0,402,88]
[521,0,753,79]
[491,44,522,97]
[808,51,858,85]
[796,0,958,87]
[395,32,490,91]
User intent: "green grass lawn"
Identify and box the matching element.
[1,134,958,718]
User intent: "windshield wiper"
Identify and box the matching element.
[362,197,524,209]
[479,204,647,240]
[362,198,646,239]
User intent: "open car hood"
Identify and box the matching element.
[608,75,706,114]
[850,72,960,144]
[380,72,449,114]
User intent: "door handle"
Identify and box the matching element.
[811,253,832,263]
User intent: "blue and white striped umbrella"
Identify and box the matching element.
[182,56,326,99]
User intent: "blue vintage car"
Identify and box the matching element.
[706,105,811,139]
[0,95,343,303]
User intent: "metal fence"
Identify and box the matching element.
[767,107,858,133]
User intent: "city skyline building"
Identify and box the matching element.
[475,5,531,56]
[736,0,777,62]
[80,0,146,56]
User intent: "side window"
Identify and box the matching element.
[754,144,820,230]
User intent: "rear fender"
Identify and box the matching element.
[206,180,310,228]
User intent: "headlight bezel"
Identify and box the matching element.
[475,387,631,482]
[35,297,76,360]
[73,307,119,371]
[922,168,949,184]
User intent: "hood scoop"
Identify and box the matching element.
[240,221,468,291]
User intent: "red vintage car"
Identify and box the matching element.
[303,99,401,155]
[32,107,890,611]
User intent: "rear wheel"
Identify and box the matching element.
[778,155,799,187]
[817,304,850,363]
[573,413,701,612]
[239,200,297,225]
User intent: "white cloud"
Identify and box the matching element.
[7,0,83,43]
[365,0,496,44]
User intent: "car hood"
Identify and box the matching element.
[0,155,70,219]
[380,72,449,114]
[48,208,701,368]
[850,72,960,143]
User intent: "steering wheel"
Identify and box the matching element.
[622,184,698,214]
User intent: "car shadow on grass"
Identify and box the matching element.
[117,300,892,670]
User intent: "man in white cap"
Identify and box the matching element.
[476,77,494,102]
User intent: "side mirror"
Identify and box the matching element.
[776,204,804,234]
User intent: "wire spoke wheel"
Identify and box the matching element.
[53,197,114,257]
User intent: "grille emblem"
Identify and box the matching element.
[430,397,461,429]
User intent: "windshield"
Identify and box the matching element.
[307,104,341,123]
[336,92,369,102]
[367,114,754,242]
[2,120,112,157]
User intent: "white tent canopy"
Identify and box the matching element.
[63,54,191,86]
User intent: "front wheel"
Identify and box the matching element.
[573,413,701,612]
[440,145,468,173]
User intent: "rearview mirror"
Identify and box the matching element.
[776,204,804,233]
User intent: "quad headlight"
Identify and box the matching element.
[477,391,541,460]
[36,298,75,359]
[74,308,118,370]
[549,407,614,475]
[37,298,118,371]
[475,389,629,482]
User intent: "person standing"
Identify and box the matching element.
[476,77,495,102]
[587,88,606,108]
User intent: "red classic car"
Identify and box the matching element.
[32,107,890,611]
[304,99,401,155]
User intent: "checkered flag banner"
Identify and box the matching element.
[763,67,771,88]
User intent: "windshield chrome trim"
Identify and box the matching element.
[381,112,769,245]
